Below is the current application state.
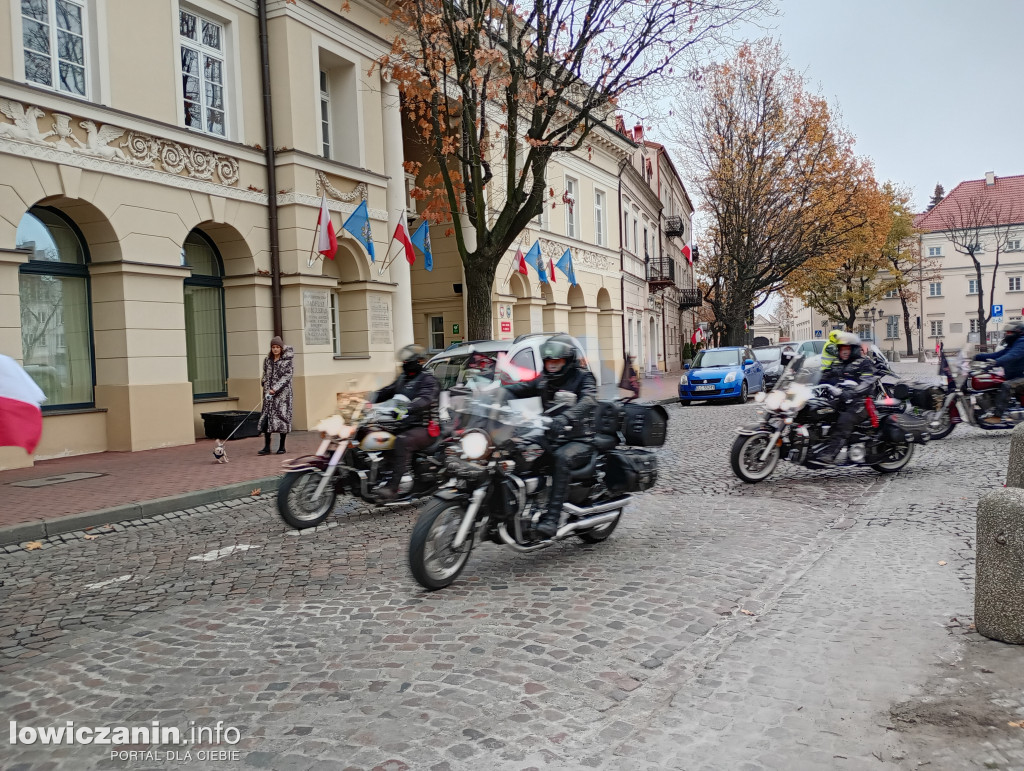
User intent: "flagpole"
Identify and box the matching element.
[502,240,524,286]
[306,217,322,269]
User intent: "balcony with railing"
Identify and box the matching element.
[678,288,702,309]
[664,216,685,237]
[646,257,676,290]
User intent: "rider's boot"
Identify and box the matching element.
[533,510,560,539]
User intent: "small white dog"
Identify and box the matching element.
[212,440,229,463]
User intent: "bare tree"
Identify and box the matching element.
[941,196,1020,350]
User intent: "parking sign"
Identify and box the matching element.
[993,304,1004,318]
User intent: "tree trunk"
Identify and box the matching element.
[976,260,987,351]
[464,254,499,341]
[900,296,914,356]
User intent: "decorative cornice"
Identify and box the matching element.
[537,237,616,273]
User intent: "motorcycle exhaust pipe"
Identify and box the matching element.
[497,498,632,552]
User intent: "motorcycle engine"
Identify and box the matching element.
[976,392,995,414]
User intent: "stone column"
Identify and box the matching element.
[0,248,33,470]
[381,75,414,351]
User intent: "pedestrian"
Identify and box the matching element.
[257,336,293,455]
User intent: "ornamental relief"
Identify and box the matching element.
[0,98,240,187]
[315,170,367,203]
[538,238,613,271]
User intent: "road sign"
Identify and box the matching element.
[814,330,823,338]
[992,304,1004,318]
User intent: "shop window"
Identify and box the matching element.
[17,206,94,408]
[182,230,227,397]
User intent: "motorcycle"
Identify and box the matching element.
[896,351,1024,436]
[730,355,931,483]
[275,395,446,529]
[407,391,662,590]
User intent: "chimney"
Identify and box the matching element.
[633,123,643,142]
[985,171,995,186]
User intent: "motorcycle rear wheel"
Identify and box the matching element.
[730,432,780,483]
[925,409,955,440]
[871,441,914,473]
[276,469,337,529]
[409,499,474,590]
[576,511,622,543]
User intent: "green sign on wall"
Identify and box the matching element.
[452,323,460,335]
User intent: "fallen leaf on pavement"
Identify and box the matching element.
[82,534,97,541]
[251,488,262,496]
[938,561,947,566]
[739,609,755,616]
[1008,721,1024,729]
[24,541,42,550]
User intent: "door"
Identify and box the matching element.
[745,347,764,391]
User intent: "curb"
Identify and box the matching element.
[0,475,282,547]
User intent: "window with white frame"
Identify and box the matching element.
[632,209,639,254]
[179,9,227,136]
[968,278,978,294]
[429,316,444,351]
[622,207,629,250]
[1010,276,1022,292]
[330,292,342,355]
[594,190,606,247]
[319,70,331,158]
[883,288,898,299]
[1009,239,1022,252]
[22,0,88,97]
[928,246,942,257]
[930,320,943,337]
[643,226,649,261]
[929,282,942,297]
[564,177,579,238]
[886,315,899,339]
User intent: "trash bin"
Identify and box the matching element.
[200,410,262,441]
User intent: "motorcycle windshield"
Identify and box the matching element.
[448,390,546,444]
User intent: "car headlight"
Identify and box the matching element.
[724,371,737,383]
[679,374,688,385]
[460,430,491,461]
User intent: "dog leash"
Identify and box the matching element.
[221,397,266,442]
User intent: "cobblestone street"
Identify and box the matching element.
[3,373,1024,770]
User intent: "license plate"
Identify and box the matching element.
[694,385,715,391]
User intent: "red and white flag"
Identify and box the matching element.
[516,245,529,275]
[389,209,416,265]
[549,257,557,283]
[690,328,705,345]
[682,244,692,265]
[0,354,46,454]
[317,192,337,260]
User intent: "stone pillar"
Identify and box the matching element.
[514,298,545,335]
[976,488,1024,644]
[1005,422,1024,488]
[381,76,414,351]
[0,248,33,470]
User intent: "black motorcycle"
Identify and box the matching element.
[730,355,930,483]
[276,396,446,529]
[407,392,665,590]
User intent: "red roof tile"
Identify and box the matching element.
[917,173,1024,232]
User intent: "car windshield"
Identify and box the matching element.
[754,348,781,363]
[692,349,741,368]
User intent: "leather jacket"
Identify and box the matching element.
[503,364,598,436]
[371,369,440,428]
[821,350,875,386]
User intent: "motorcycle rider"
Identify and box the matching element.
[369,344,441,502]
[817,331,876,464]
[974,319,1024,425]
[502,336,598,539]
[820,330,843,371]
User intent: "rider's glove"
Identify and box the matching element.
[547,415,569,437]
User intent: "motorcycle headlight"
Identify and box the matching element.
[724,371,737,383]
[460,430,491,461]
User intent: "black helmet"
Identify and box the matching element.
[1004,320,1024,344]
[539,336,578,384]
[398,344,428,376]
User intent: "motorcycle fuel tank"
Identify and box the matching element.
[359,430,396,451]
[970,373,1005,391]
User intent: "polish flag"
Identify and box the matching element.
[549,257,557,283]
[391,209,416,265]
[516,246,529,275]
[0,355,46,454]
[682,244,692,265]
[317,192,337,260]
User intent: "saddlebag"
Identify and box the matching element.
[592,400,625,436]
[605,448,659,493]
[893,382,945,411]
[621,403,669,447]
[881,413,931,444]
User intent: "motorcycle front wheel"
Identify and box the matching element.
[925,408,956,440]
[730,432,780,483]
[408,498,474,590]
[276,469,338,529]
[871,441,914,473]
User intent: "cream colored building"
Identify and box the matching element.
[0,0,417,471]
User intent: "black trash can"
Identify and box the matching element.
[201,410,262,440]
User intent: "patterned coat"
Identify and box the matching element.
[257,345,294,433]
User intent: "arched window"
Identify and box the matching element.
[17,206,94,408]
[182,230,227,397]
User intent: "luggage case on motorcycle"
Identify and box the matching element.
[880,413,930,444]
[605,448,659,493]
[592,400,625,436]
[621,403,668,447]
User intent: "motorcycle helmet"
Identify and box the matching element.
[1004,320,1024,345]
[398,344,429,377]
[539,336,578,385]
[834,331,861,359]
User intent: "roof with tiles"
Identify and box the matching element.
[916,173,1024,232]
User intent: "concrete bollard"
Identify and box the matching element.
[1006,422,1024,488]
[976,488,1024,644]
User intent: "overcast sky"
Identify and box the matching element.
[745,0,1024,213]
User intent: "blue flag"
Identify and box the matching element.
[341,200,375,262]
[524,241,547,283]
[556,248,577,286]
[410,220,433,271]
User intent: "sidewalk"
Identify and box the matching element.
[0,374,683,547]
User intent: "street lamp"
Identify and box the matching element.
[862,306,882,343]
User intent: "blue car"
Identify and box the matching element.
[678,346,765,405]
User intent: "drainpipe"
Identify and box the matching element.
[258,0,283,337]
[618,163,625,360]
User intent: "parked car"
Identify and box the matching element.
[678,346,765,405]
[753,346,784,391]
[425,333,590,391]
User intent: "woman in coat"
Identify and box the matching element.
[257,336,294,454]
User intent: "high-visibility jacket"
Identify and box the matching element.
[820,331,843,371]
